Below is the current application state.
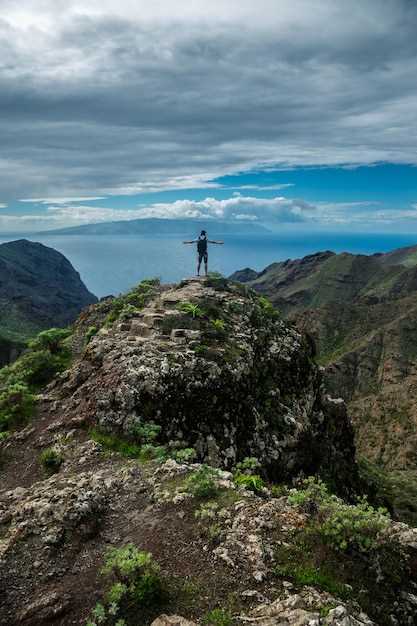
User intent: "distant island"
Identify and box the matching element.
[41,218,269,236]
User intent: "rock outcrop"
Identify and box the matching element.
[52,278,356,493]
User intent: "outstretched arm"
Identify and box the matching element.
[208,240,224,244]
[183,240,197,244]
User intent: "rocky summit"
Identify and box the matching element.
[1,277,417,626]
[51,277,355,492]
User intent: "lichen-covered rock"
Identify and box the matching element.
[151,616,197,626]
[55,278,357,494]
[240,588,375,626]
[0,469,118,557]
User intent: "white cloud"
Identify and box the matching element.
[0,203,8,209]
[104,175,223,196]
[3,195,417,232]
[0,195,313,231]
[40,195,313,224]
[134,196,313,222]
[19,196,106,204]
[231,184,294,191]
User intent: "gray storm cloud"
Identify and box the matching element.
[1,0,417,200]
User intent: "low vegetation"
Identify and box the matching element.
[274,477,410,624]
[288,476,390,553]
[103,279,160,326]
[90,424,197,466]
[232,457,265,494]
[85,545,163,626]
[201,608,233,626]
[85,325,98,344]
[274,562,350,599]
[40,447,63,474]
[177,301,205,319]
[0,327,72,433]
[233,472,265,494]
[185,465,220,499]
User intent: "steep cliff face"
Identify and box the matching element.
[0,239,97,364]
[52,278,356,493]
[1,278,416,626]
[231,247,417,474]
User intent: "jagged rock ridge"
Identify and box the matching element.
[230,246,417,494]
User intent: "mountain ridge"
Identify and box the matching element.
[230,242,417,485]
[0,239,97,364]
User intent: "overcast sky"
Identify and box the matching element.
[1,0,417,232]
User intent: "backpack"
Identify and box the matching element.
[197,236,207,254]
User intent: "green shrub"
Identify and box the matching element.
[105,582,128,605]
[90,427,168,463]
[186,465,220,498]
[139,278,160,288]
[131,420,161,444]
[28,328,72,354]
[90,429,143,459]
[21,350,71,387]
[119,304,140,320]
[173,447,197,463]
[138,444,167,462]
[194,344,209,355]
[177,301,205,319]
[287,476,331,507]
[274,563,350,599]
[0,430,10,442]
[104,279,160,326]
[0,325,74,434]
[90,602,106,624]
[270,484,289,498]
[319,496,390,553]
[257,296,279,319]
[86,546,161,625]
[194,501,220,521]
[210,319,226,332]
[202,608,233,626]
[233,472,265,494]
[86,326,98,343]
[235,457,260,473]
[288,477,390,554]
[194,502,225,543]
[40,447,63,473]
[102,544,162,606]
[0,383,35,431]
[0,345,71,390]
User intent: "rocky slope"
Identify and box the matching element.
[0,239,97,365]
[230,247,417,522]
[51,277,355,491]
[2,277,416,625]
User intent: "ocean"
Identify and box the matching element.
[1,231,417,298]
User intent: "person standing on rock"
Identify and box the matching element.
[183,230,224,276]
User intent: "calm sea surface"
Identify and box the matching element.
[2,231,417,298]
